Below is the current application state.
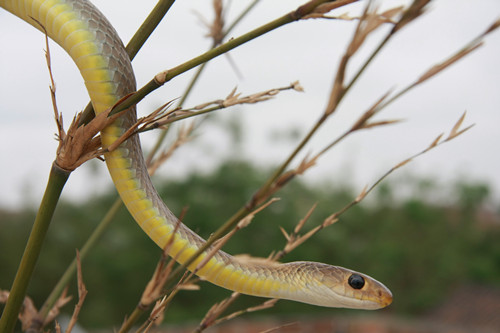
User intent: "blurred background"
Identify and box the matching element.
[1,0,499,332]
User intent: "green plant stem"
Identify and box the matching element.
[38,198,123,320]
[0,164,70,333]
[126,0,176,60]
[119,307,143,333]
[29,1,174,325]
[144,59,209,165]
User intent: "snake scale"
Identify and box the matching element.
[1,0,392,309]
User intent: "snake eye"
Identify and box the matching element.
[348,274,365,290]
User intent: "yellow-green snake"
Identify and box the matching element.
[1,0,392,309]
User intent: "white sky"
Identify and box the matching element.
[0,0,499,209]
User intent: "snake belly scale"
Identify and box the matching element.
[1,0,392,309]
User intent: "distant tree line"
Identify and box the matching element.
[1,159,498,327]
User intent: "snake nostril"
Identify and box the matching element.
[348,274,365,290]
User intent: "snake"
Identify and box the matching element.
[1,0,392,310]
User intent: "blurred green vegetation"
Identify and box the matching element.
[1,159,499,328]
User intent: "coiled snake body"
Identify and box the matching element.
[1,0,392,309]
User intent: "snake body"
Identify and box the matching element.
[1,0,392,309]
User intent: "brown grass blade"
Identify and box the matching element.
[445,111,474,141]
[259,321,299,333]
[417,43,483,85]
[65,251,87,333]
[196,292,240,332]
[215,298,279,327]
[392,0,430,33]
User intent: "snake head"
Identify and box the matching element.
[283,262,392,309]
[311,263,393,309]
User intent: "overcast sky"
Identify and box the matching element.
[1,0,499,209]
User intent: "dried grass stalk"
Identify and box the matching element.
[145,82,303,131]
[147,122,195,175]
[392,0,430,33]
[305,0,360,19]
[260,321,299,333]
[65,251,87,333]
[0,287,73,331]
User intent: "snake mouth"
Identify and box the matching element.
[359,295,392,310]
[351,282,392,310]
[379,291,393,308]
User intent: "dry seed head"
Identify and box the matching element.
[247,299,278,313]
[311,5,402,23]
[296,155,318,175]
[147,122,195,175]
[149,296,168,328]
[380,6,405,23]
[428,133,444,150]
[294,203,317,234]
[361,119,401,130]
[356,185,369,203]
[140,221,182,306]
[199,292,239,330]
[177,283,200,291]
[214,298,278,327]
[394,157,413,170]
[209,0,225,45]
[313,0,360,15]
[304,0,360,20]
[185,83,300,117]
[280,226,291,242]
[324,3,400,117]
[323,216,339,228]
[325,71,344,116]
[446,112,474,142]
[45,288,73,328]
[347,3,388,56]
[140,259,173,306]
[336,12,358,21]
[350,90,391,131]
[392,0,430,33]
[417,43,483,85]
[291,81,304,92]
[18,296,38,331]
[286,225,322,252]
[483,17,500,35]
[55,110,120,171]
